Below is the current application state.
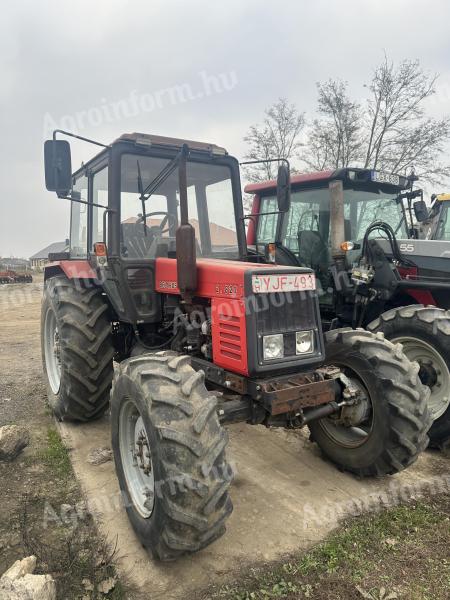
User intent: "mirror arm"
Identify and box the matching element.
[53,129,109,149]
[56,194,115,212]
[240,157,290,170]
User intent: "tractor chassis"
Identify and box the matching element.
[190,356,350,427]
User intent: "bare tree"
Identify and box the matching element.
[243,98,305,182]
[363,56,450,182]
[303,80,363,171]
[304,57,450,184]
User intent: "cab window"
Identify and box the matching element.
[70,175,88,257]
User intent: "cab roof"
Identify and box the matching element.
[115,132,228,156]
[244,167,412,194]
[244,170,334,193]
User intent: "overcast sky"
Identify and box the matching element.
[1,0,450,258]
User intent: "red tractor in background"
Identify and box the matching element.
[247,167,450,450]
[0,269,33,284]
[42,133,430,561]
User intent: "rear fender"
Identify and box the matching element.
[44,260,97,282]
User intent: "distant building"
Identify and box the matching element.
[0,257,30,271]
[30,241,69,270]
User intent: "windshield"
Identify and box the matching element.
[120,153,239,259]
[258,186,407,254]
[434,202,450,240]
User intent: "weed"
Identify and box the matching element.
[40,427,72,478]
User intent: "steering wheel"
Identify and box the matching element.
[135,211,177,235]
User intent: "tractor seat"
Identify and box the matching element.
[275,244,301,267]
[298,230,329,270]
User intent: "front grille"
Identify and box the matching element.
[254,291,317,335]
[217,313,243,362]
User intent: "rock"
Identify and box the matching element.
[98,577,116,594]
[82,578,94,591]
[0,425,30,461]
[0,555,56,600]
[0,574,56,599]
[2,556,37,580]
[87,446,112,465]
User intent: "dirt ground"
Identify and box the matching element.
[0,278,449,600]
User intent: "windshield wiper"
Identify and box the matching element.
[136,160,147,235]
[135,146,189,235]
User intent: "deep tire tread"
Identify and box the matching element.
[41,276,114,421]
[368,305,450,448]
[309,328,432,477]
[111,352,233,561]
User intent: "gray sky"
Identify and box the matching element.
[1,0,450,258]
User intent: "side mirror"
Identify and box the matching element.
[276,164,291,212]
[413,199,429,222]
[44,140,72,196]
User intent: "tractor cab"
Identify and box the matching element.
[46,133,248,323]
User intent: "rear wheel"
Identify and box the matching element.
[41,276,114,421]
[309,328,431,477]
[110,352,233,561]
[368,305,450,448]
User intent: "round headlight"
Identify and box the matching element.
[296,330,314,354]
[263,334,284,360]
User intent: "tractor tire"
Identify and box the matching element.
[110,352,233,561]
[368,305,450,448]
[308,328,431,477]
[41,276,114,421]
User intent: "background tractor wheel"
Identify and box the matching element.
[308,328,431,477]
[368,305,450,448]
[110,352,233,561]
[41,276,114,421]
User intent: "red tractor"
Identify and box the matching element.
[0,269,33,284]
[247,167,450,449]
[42,134,430,560]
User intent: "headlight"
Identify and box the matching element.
[296,330,314,354]
[263,334,284,360]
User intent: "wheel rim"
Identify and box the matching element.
[44,308,62,395]
[318,370,374,448]
[119,398,155,518]
[391,336,450,420]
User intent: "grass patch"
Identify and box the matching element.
[40,427,72,478]
[204,495,450,600]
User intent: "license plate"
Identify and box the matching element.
[370,170,400,186]
[252,273,316,293]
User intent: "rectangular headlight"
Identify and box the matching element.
[296,330,314,355]
[263,334,284,360]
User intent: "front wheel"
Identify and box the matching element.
[309,328,431,477]
[110,352,233,561]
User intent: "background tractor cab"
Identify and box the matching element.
[246,168,417,315]
[246,168,450,317]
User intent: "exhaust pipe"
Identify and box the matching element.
[176,144,197,302]
[329,179,345,259]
